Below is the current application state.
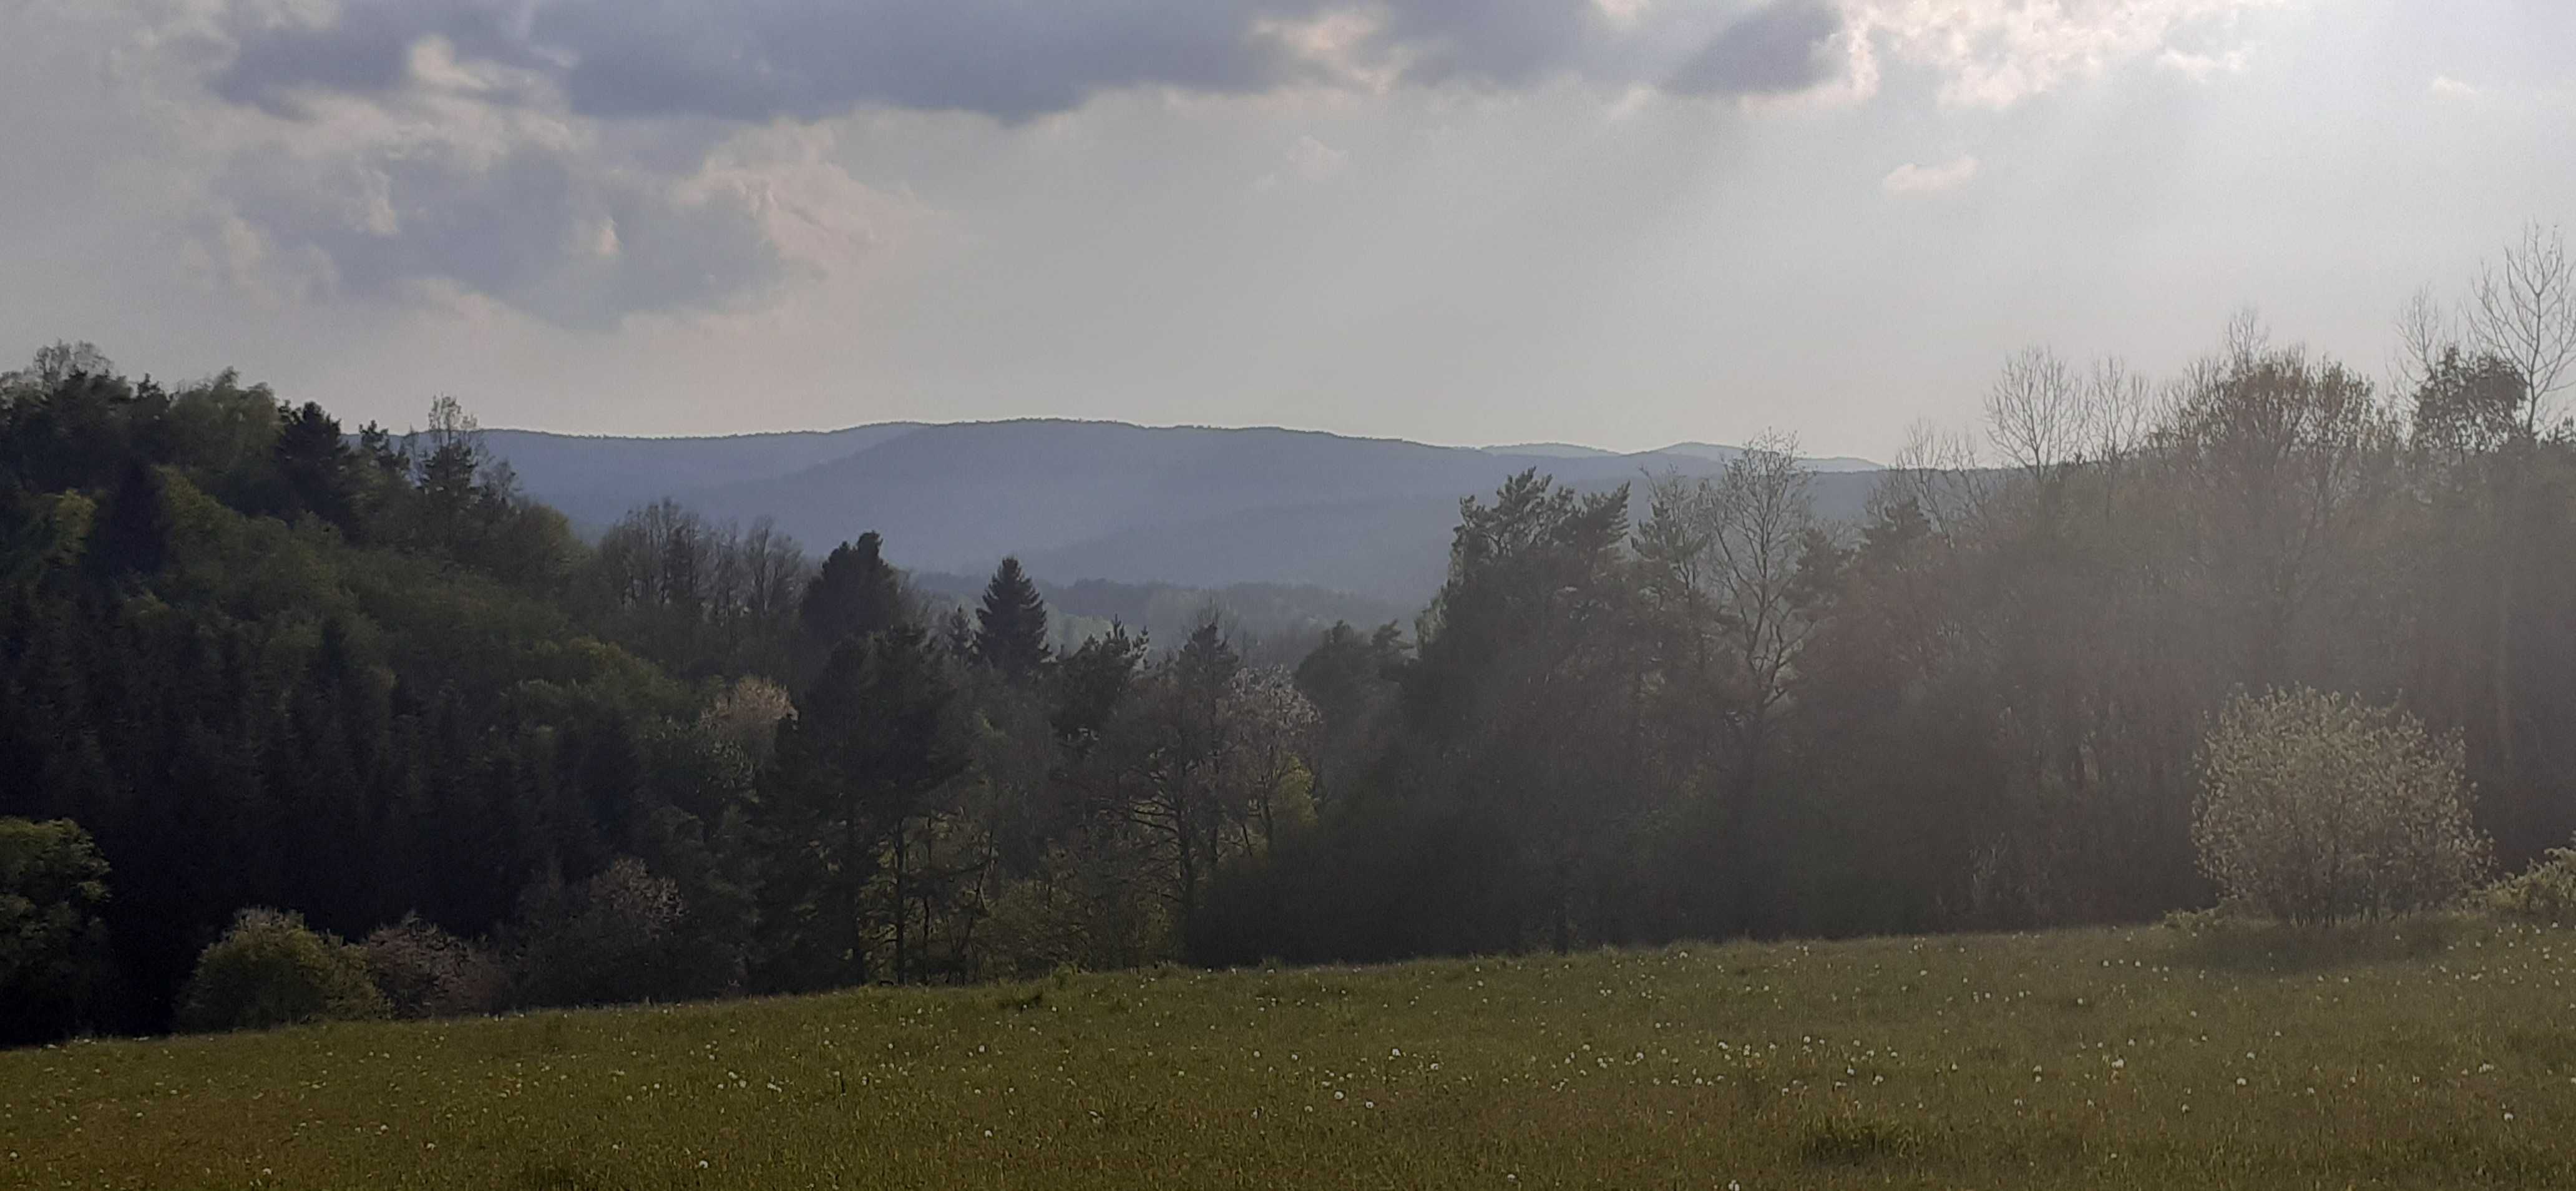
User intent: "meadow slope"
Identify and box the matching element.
[6,923,2576,1190]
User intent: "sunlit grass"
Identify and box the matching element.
[8,919,2576,1189]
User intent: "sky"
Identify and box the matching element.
[2,0,2570,459]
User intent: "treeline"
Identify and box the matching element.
[0,352,1329,1039]
[6,226,2576,1042]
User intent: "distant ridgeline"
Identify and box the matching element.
[11,326,2576,1048]
[426,420,1884,605]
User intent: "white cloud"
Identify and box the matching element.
[1881,154,1979,195]
[2158,46,2253,81]
[2428,75,2481,100]
[1845,0,2289,109]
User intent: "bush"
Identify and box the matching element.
[360,914,508,1019]
[178,908,388,1032]
[2487,841,2576,923]
[2192,688,2490,924]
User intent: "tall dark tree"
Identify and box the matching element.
[761,627,965,989]
[271,401,358,534]
[799,533,907,652]
[973,557,1051,680]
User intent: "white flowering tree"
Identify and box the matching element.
[2193,688,2491,923]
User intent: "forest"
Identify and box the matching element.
[4,230,2574,1044]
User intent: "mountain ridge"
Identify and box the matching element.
[463,418,1884,604]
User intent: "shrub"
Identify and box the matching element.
[360,914,508,1019]
[2487,841,2576,924]
[2192,688,2490,924]
[178,908,388,1032]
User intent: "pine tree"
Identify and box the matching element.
[273,401,358,534]
[763,627,965,989]
[799,533,905,650]
[972,557,1050,681]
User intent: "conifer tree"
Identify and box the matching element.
[799,533,905,649]
[972,557,1051,681]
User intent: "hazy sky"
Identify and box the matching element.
[4,0,2570,458]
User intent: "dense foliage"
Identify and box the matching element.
[5,230,2576,1041]
[177,909,388,1032]
[2193,688,2490,923]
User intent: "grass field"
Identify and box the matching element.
[7,919,2576,1190]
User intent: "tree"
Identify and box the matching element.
[973,557,1051,680]
[1984,346,2089,488]
[359,914,505,1019]
[1051,621,1147,755]
[799,533,907,651]
[2193,689,2491,924]
[1218,666,1321,849]
[507,857,710,1007]
[1092,620,1244,934]
[2467,221,2576,436]
[0,341,112,396]
[1405,469,1637,953]
[763,627,966,988]
[272,401,358,534]
[0,818,114,1043]
[1636,437,1834,934]
[2411,348,2528,461]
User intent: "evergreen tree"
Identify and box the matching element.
[272,401,358,534]
[799,533,906,650]
[973,557,1051,681]
[761,627,965,989]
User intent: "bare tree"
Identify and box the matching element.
[2086,356,2154,464]
[2392,283,2459,396]
[2467,221,2576,434]
[1984,346,2089,486]
[1871,418,1989,534]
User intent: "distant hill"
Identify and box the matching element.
[419,425,925,529]
[1480,443,1616,459]
[469,419,1881,605]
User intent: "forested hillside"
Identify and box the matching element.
[6,261,2576,1046]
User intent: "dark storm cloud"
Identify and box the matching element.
[210,1,553,115]
[218,140,786,328]
[1667,1,1845,97]
[208,1,1854,123]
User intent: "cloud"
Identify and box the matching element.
[147,0,2280,328]
[2157,46,2252,81]
[213,134,789,330]
[1881,154,1979,195]
[1846,0,2286,109]
[1666,1,1845,96]
[2428,75,2480,100]
[195,1,2288,123]
[198,0,1878,124]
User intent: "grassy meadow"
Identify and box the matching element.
[7,920,2576,1190]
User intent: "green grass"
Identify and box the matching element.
[9,919,2576,1189]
